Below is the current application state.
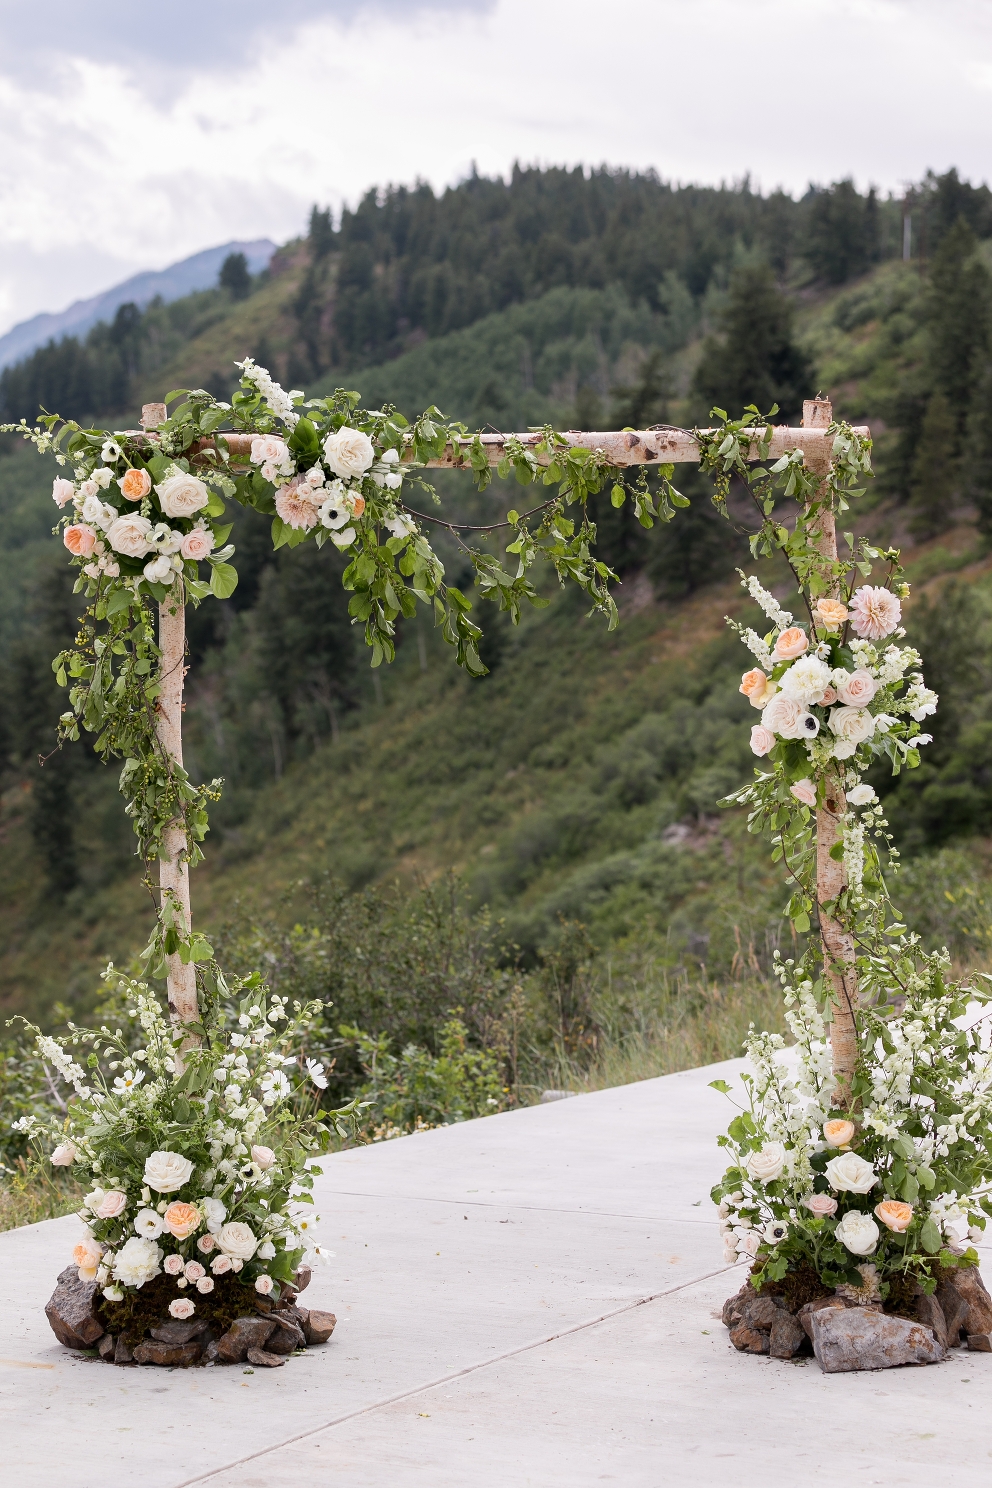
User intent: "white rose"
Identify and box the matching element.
[779,655,832,705]
[256,1239,276,1259]
[134,1208,165,1238]
[93,467,113,489]
[323,426,375,478]
[745,1142,787,1183]
[81,493,117,530]
[106,513,154,558]
[834,1210,879,1256]
[216,1221,258,1260]
[156,472,210,519]
[199,1196,227,1232]
[828,706,875,747]
[761,693,817,741]
[250,1145,275,1171]
[112,1235,163,1288]
[825,1151,877,1194]
[846,783,877,806]
[144,1149,195,1193]
[51,1142,77,1167]
[144,554,175,584]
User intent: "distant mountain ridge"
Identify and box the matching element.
[0,239,276,371]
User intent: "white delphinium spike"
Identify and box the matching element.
[741,572,793,629]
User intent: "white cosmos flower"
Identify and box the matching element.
[113,1068,145,1094]
[306,1059,328,1090]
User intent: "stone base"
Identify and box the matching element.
[722,1264,992,1373]
[44,1263,335,1368]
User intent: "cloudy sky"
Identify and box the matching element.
[0,0,989,334]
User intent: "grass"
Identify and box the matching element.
[0,1162,82,1234]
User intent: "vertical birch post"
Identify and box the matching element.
[803,397,858,1105]
[142,403,199,1064]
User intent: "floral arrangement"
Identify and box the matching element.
[698,406,992,1302]
[14,969,356,1324]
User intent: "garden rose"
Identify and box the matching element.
[134,1208,164,1238]
[847,783,878,807]
[825,1151,877,1193]
[73,1235,104,1281]
[210,1254,233,1275]
[250,434,292,470]
[750,725,775,757]
[254,1275,274,1295]
[163,1253,185,1275]
[112,1236,162,1288]
[828,706,875,754]
[817,686,838,707]
[143,554,175,584]
[250,1145,275,1170]
[772,626,809,660]
[93,1190,127,1220]
[169,1298,196,1320]
[163,1200,201,1239]
[802,1193,838,1217]
[52,477,76,507]
[197,1232,217,1253]
[199,1196,226,1231]
[183,1260,206,1282]
[790,779,817,808]
[740,669,767,701]
[180,527,215,561]
[216,1221,258,1260]
[106,513,154,558]
[849,585,901,640]
[815,597,848,629]
[875,1200,913,1233]
[779,655,832,704]
[119,467,152,501]
[323,426,375,478]
[196,1276,215,1294]
[745,1142,787,1183]
[834,1210,879,1256]
[737,1231,761,1258]
[144,1149,195,1193]
[761,693,817,740]
[834,669,878,707]
[64,524,97,557]
[156,473,209,519]
[51,1141,76,1166]
[823,1119,856,1148]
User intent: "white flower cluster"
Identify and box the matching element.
[236,356,302,428]
[742,573,793,629]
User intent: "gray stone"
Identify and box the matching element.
[721,1279,750,1331]
[741,1293,780,1331]
[301,1308,336,1345]
[149,1318,211,1345]
[936,1266,992,1345]
[114,1335,135,1365]
[769,1310,807,1359]
[133,1339,204,1367]
[214,1315,276,1363]
[797,1296,848,1342]
[294,1264,312,1295]
[810,1307,944,1373]
[246,1346,286,1368]
[265,1318,306,1354]
[967,1332,992,1352]
[97,1333,116,1360]
[45,1266,104,1350]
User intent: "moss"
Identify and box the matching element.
[95,1271,263,1345]
[753,1260,832,1312]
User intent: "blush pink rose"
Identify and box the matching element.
[183,1260,206,1282]
[803,1193,838,1218]
[254,1275,274,1295]
[773,627,809,660]
[169,1298,196,1320]
[817,686,838,707]
[180,527,216,561]
[52,477,76,507]
[93,1190,127,1219]
[790,779,817,808]
[197,1232,217,1254]
[163,1253,185,1275]
[750,725,775,757]
[849,586,901,641]
[210,1254,233,1275]
[196,1275,215,1294]
[836,669,878,707]
[64,523,98,556]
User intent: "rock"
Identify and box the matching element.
[797,1296,848,1342]
[741,1293,781,1331]
[133,1339,204,1367]
[202,1340,224,1365]
[45,1266,104,1350]
[936,1266,992,1345]
[214,1315,276,1363]
[253,1296,275,1315]
[769,1310,807,1359]
[97,1334,116,1361]
[967,1332,992,1352]
[246,1346,286,1368]
[294,1265,312,1295]
[912,1291,949,1350]
[301,1309,336,1346]
[149,1319,211,1345]
[722,1280,750,1331]
[810,1307,944,1373]
[114,1336,135,1366]
[265,1318,306,1355]
[728,1324,770,1354]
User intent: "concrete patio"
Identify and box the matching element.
[2,1055,990,1487]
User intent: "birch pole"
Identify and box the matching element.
[142,403,200,1059]
[802,397,858,1106]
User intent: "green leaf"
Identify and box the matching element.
[105,587,133,617]
[920,1217,942,1254]
[209,563,239,599]
[708,1079,732,1094]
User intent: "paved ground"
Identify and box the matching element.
[2,1055,991,1487]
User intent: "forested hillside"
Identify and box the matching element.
[4,162,992,1069]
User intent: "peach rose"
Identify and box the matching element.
[740,669,768,701]
[875,1199,913,1233]
[350,494,366,517]
[73,1235,104,1280]
[817,686,838,707]
[815,598,848,630]
[790,779,817,808]
[163,1201,201,1240]
[773,627,809,660]
[180,527,216,561]
[824,1119,856,1148]
[750,725,775,757]
[64,523,98,557]
[93,1190,127,1220]
[119,467,152,501]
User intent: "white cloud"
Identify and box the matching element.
[0,0,990,334]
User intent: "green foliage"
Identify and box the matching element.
[343,1017,506,1136]
[692,266,814,423]
[218,252,251,301]
[803,180,882,286]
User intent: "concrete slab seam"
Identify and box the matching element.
[319,1186,714,1224]
[171,1263,736,1488]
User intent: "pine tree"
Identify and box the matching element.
[908,390,959,538]
[927,220,991,435]
[692,265,813,422]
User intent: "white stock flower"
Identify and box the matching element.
[323,427,375,478]
[825,1152,877,1193]
[384,513,416,539]
[112,1236,163,1288]
[834,1210,879,1256]
[144,1150,195,1193]
[743,575,792,628]
[744,1142,787,1183]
